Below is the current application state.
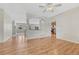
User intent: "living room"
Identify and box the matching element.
[0,3,79,55]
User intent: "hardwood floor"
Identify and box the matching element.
[0,34,79,55]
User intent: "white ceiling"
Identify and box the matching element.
[0,3,79,19]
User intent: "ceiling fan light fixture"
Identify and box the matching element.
[46,6,54,12]
[39,3,62,12]
[46,3,54,11]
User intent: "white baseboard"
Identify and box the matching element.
[57,37,79,44]
[0,36,11,43]
[1,35,79,44]
[0,34,51,43]
[27,35,51,40]
[0,38,8,43]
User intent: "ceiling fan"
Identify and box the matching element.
[39,3,62,12]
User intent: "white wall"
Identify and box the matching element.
[24,3,79,39]
[4,11,12,42]
[26,17,51,39]
[56,6,79,43]
[0,9,4,42]
[0,4,51,41]
[0,8,12,42]
[0,4,27,42]
[1,3,79,41]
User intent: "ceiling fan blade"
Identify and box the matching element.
[39,5,45,8]
[47,3,53,6]
[54,4,62,7]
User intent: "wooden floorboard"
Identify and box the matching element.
[0,34,79,55]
